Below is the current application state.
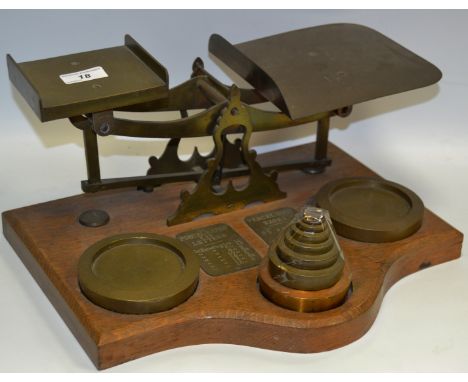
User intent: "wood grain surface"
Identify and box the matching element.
[2,142,463,370]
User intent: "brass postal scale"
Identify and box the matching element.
[3,23,463,369]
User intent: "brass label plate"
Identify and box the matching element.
[245,207,297,245]
[177,223,261,276]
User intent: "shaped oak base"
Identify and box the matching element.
[2,142,463,370]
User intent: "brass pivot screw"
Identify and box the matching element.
[99,122,111,135]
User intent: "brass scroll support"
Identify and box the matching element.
[167,86,286,226]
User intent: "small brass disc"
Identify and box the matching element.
[78,233,199,314]
[316,177,424,243]
[78,209,110,228]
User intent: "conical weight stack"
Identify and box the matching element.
[259,206,352,312]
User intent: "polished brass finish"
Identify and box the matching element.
[80,155,331,193]
[209,23,442,120]
[117,58,266,112]
[267,207,345,291]
[316,177,425,242]
[7,35,168,122]
[66,70,333,196]
[147,138,211,176]
[8,34,345,208]
[303,116,330,174]
[167,86,286,226]
[177,223,261,276]
[258,258,352,313]
[82,96,330,139]
[8,27,441,225]
[78,233,199,314]
[245,207,297,245]
[82,126,101,183]
[147,137,243,177]
[258,206,351,312]
[78,209,109,228]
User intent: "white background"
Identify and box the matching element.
[0,10,467,372]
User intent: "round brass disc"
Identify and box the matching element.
[78,233,200,314]
[258,257,352,313]
[269,249,344,291]
[316,177,424,243]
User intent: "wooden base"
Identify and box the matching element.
[2,143,463,370]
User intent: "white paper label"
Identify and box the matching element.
[59,66,108,84]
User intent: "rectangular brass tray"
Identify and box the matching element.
[7,35,169,122]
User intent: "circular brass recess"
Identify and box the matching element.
[78,233,200,314]
[316,177,424,243]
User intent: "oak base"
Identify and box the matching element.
[2,142,463,370]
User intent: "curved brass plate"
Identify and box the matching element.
[210,24,442,120]
[78,233,199,314]
[316,177,424,243]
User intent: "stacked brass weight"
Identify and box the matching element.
[258,206,352,312]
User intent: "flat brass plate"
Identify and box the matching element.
[8,35,168,121]
[177,223,261,276]
[210,23,441,119]
[245,207,296,245]
[316,177,424,243]
[78,233,199,314]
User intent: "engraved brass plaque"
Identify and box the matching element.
[177,224,261,276]
[245,207,297,245]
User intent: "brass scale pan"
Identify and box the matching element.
[78,233,200,314]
